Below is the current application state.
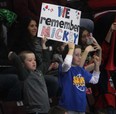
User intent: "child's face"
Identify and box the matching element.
[23,53,37,71]
[72,48,82,66]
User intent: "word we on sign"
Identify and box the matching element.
[37,3,81,44]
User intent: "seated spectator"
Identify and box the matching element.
[46,41,67,77]
[52,42,67,64]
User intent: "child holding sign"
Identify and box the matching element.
[58,42,100,114]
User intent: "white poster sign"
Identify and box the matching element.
[37,3,81,44]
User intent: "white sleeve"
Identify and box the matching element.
[62,55,72,72]
[89,71,100,84]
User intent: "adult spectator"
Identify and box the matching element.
[94,22,116,114]
[87,0,116,44]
